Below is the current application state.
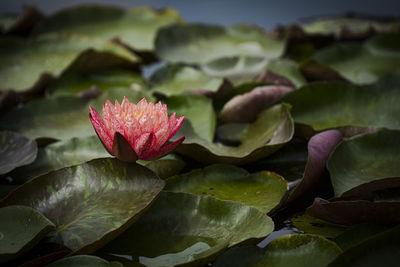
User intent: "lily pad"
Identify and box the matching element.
[47,255,122,267]
[140,154,186,180]
[1,158,165,253]
[291,213,348,238]
[328,130,400,196]
[0,131,37,175]
[0,33,139,92]
[165,164,288,213]
[33,5,183,52]
[150,64,224,97]
[99,191,274,267]
[171,103,294,164]
[328,225,400,267]
[306,198,400,225]
[0,205,55,263]
[47,69,146,98]
[281,71,400,131]
[314,33,400,84]
[165,94,216,142]
[213,234,342,267]
[0,5,43,35]
[258,58,307,88]
[155,23,284,64]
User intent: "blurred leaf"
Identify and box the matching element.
[0,5,44,35]
[47,255,122,267]
[328,129,400,196]
[155,23,284,64]
[165,94,216,142]
[281,71,400,131]
[328,225,400,267]
[99,191,274,266]
[314,33,400,84]
[0,131,37,175]
[33,5,183,52]
[260,58,307,88]
[0,205,55,263]
[291,213,348,238]
[0,34,139,92]
[171,103,294,164]
[1,158,164,254]
[165,164,288,213]
[213,234,342,267]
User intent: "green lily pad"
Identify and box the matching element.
[307,198,400,225]
[165,94,216,142]
[171,103,294,164]
[0,87,149,141]
[33,5,183,52]
[165,164,288,213]
[140,154,186,180]
[333,223,390,251]
[328,225,400,267]
[47,255,122,267]
[150,64,224,97]
[328,130,400,196]
[0,205,55,263]
[0,131,37,175]
[47,69,146,98]
[314,33,400,84]
[99,191,274,267]
[213,234,342,267]
[1,158,165,253]
[301,16,400,37]
[291,213,348,238]
[155,24,284,64]
[281,71,400,131]
[0,33,139,92]
[261,59,307,88]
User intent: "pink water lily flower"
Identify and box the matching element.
[89,97,185,162]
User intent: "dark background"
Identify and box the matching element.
[1,0,400,30]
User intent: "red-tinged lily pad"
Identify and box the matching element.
[0,205,55,263]
[218,85,294,124]
[0,34,139,92]
[47,255,122,267]
[281,71,400,132]
[314,33,400,84]
[155,24,284,65]
[1,158,165,254]
[328,225,400,267]
[213,234,342,267]
[99,191,274,267]
[171,103,294,164]
[285,130,342,203]
[165,164,288,213]
[307,198,400,225]
[0,131,37,175]
[328,129,400,196]
[33,5,183,52]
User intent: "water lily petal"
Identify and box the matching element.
[89,106,113,153]
[143,136,185,161]
[134,132,157,159]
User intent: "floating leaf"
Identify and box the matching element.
[328,130,400,196]
[140,154,186,180]
[1,158,164,253]
[291,213,348,238]
[0,205,55,263]
[33,5,183,52]
[171,103,294,164]
[281,71,400,131]
[0,131,37,175]
[307,198,400,225]
[213,234,342,267]
[47,69,146,98]
[150,64,224,97]
[47,255,122,267]
[155,24,284,64]
[99,191,274,267]
[328,225,400,267]
[165,164,288,213]
[0,34,139,92]
[165,94,216,142]
[0,5,43,35]
[219,85,294,124]
[314,33,400,84]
